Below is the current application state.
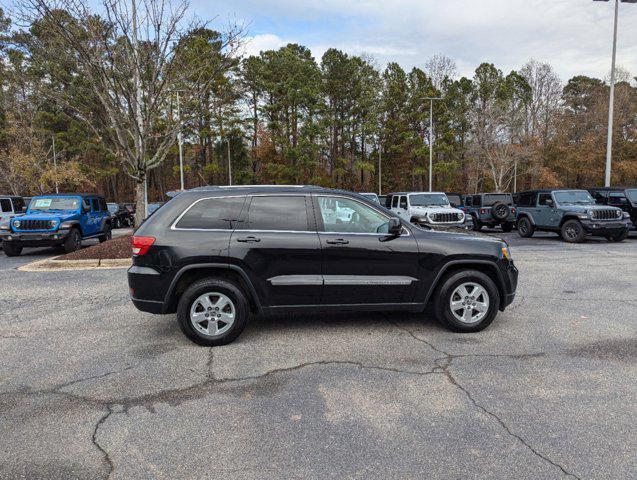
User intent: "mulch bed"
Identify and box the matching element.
[58,235,132,260]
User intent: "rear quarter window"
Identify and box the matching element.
[175,197,246,229]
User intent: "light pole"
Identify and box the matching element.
[227,137,232,186]
[425,97,442,192]
[377,141,382,196]
[594,0,637,186]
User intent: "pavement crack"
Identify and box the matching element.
[54,366,136,392]
[91,406,115,479]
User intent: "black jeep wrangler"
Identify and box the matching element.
[588,187,637,230]
[128,186,518,346]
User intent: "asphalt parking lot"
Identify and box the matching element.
[1,231,635,479]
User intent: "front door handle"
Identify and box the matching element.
[236,236,261,243]
[326,238,349,245]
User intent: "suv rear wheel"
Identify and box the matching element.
[561,219,585,243]
[98,226,112,243]
[517,217,534,238]
[471,215,482,231]
[177,278,249,346]
[434,270,500,333]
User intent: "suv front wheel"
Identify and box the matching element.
[561,219,585,243]
[177,278,249,346]
[517,217,534,238]
[434,270,500,333]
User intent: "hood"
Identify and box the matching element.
[560,204,621,213]
[22,209,79,221]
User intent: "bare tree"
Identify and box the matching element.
[16,0,242,223]
[424,54,457,90]
[520,60,562,147]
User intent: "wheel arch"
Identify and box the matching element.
[424,260,506,311]
[516,212,535,225]
[60,220,83,236]
[164,264,262,315]
[559,213,582,228]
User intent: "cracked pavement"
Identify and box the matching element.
[1,234,636,479]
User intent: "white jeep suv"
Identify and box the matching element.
[386,192,466,228]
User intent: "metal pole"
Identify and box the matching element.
[227,138,232,186]
[513,160,518,193]
[604,0,619,187]
[378,142,382,195]
[144,177,148,218]
[176,92,185,190]
[52,135,59,194]
[429,99,433,192]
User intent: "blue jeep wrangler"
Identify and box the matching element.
[0,194,112,256]
[464,193,516,232]
[515,189,631,243]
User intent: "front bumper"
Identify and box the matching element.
[0,229,70,247]
[580,219,632,234]
[499,260,518,311]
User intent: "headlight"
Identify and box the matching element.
[501,243,512,261]
[458,212,465,221]
[12,219,20,228]
[623,211,630,219]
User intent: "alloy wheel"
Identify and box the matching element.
[189,292,236,337]
[449,282,490,324]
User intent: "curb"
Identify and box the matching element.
[18,256,132,272]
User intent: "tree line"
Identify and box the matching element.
[0,0,635,223]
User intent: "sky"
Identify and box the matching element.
[191,0,637,83]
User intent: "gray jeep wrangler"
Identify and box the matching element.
[515,189,632,243]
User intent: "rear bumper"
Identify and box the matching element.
[128,264,172,314]
[0,229,70,247]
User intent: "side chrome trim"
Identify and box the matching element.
[267,275,418,286]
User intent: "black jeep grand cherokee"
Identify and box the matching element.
[128,186,518,346]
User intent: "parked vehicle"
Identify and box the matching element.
[515,189,631,243]
[465,193,516,232]
[147,202,164,216]
[0,193,112,256]
[128,186,518,346]
[0,196,26,225]
[359,192,381,204]
[107,202,134,228]
[385,192,466,228]
[588,187,637,230]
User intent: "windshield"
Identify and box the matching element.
[107,204,118,213]
[626,189,637,202]
[553,190,595,205]
[29,197,80,212]
[483,194,513,206]
[409,193,449,207]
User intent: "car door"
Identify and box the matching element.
[535,193,555,227]
[229,194,323,307]
[90,198,102,235]
[314,194,420,305]
[79,198,93,236]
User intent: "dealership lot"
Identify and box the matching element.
[0,234,635,479]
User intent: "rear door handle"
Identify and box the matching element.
[326,238,349,245]
[236,236,261,243]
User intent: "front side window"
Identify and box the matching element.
[318,196,391,234]
[242,196,308,231]
[626,189,637,202]
[30,197,81,212]
[608,193,628,206]
[0,199,11,212]
[176,196,246,230]
[399,196,408,209]
[553,190,595,205]
[409,193,450,207]
[538,193,553,206]
[391,196,399,208]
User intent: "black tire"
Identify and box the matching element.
[606,229,628,242]
[471,215,482,231]
[434,270,500,333]
[491,202,509,221]
[501,222,514,233]
[177,278,249,346]
[113,218,120,229]
[561,219,585,243]
[517,217,534,238]
[3,243,22,257]
[98,226,112,243]
[63,228,82,253]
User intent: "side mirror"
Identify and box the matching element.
[546,199,554,207]
[388,217,402,235]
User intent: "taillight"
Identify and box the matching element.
[131,236,155,256]
[511,207,516,213]
[480,209,487,214]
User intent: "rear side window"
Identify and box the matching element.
[483,194,513,206]
[176,197,246,230]
[591,190,607,202]
[242,196,308,231]
[516,193,536,207]
[472,195,481,206]
[0,199,11,212]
